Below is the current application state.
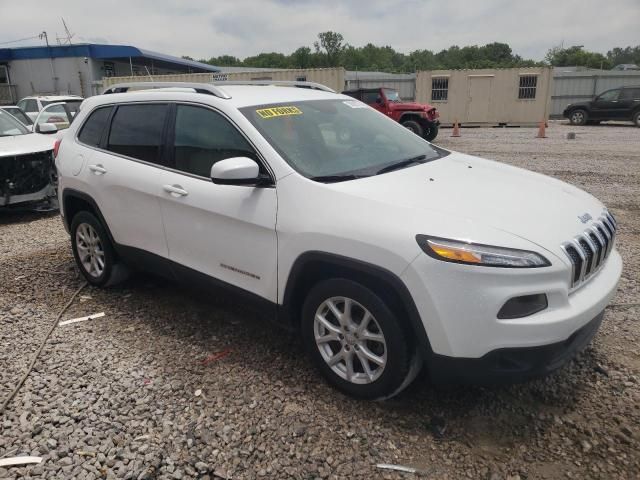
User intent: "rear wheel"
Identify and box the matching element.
[569,109,588,126]
[633,111,640,127]
[401,119,423,137]
[301,278,416,400]
[71,211,127,287]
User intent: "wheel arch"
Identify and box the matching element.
[281,251,433,356]
[62,188,116,245]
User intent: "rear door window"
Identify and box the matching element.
[78,106,113,147]
[23,99,38,113]
[106,104,168,164]
[361,91,381,104]
[620,88,640,100]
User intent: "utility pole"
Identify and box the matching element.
[39,31,58,93]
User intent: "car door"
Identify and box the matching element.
[590,89,622,119]
[158,103,278,302]
[78,103,171,267]
[362,90,385,113]
[619,88,640,118]
[34,103,72,133]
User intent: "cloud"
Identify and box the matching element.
[0,0,637,61]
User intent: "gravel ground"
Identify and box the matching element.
[1,121,638,480]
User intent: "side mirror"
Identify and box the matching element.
[210,157,271,186]
[36,122,58,134]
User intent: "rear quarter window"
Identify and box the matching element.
[78,106,113,147]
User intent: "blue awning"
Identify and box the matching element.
[0,44,219,72]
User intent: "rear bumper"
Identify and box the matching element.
[427,309,604,384]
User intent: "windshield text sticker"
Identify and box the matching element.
[256,106,303,119]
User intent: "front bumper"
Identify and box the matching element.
[427,309,604,384]
[401,248,622,359]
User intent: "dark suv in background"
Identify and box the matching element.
[563,85,640,127]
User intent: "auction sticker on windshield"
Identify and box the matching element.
[256,106,303,119]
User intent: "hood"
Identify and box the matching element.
[389,102,433,111]
[330,152,605,258]
[0,133,56,157]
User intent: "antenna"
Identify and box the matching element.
[56,18,75,45]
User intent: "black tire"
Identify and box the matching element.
[633,111,640,127]
[401,119,423,137]
[301,278,414,400]
[70,211,126,287]
[423,123,439,142]
[569,109,588,126]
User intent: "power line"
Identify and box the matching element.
[0,35,43,46]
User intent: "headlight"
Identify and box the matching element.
[416,235,551,268]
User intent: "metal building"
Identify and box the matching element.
[101,67,346,93]
[344,71,416,100]
[415,67,553,126]
[0,44,220,104]
[551,68,640,118]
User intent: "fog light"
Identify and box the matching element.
[497,294,548,319]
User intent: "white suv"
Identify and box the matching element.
[56,81,622,399]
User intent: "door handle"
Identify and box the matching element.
[88,164,107,175]
[163,184,189,197]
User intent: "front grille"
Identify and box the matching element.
[561,211,617,289]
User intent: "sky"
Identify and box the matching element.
[1,0,638,62]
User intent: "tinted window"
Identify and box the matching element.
[78,107,112,147]
[173,105,255,178]
[107,104,168,164]
[620,88,640,100]
[361,91,381,104]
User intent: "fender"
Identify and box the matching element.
[281,251,434,356]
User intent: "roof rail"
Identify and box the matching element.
[102,80,336,98]
[212,80,335,93]
[102,82,231,99]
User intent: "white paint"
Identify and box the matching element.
[59,312,105,326]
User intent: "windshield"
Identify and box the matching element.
[0,110,29,136]
[383,88,401,102]
[241,99,445,180]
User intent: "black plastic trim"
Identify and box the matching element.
[428,310,604,385]
[61,189,116,244]
[281,251,434,354]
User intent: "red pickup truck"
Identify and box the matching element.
[342,87,440,141]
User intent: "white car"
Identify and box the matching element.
[0,105,34,129]
[17,95,83,122]
[55,82,622,399]
[0,110,58,209]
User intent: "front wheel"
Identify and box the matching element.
[301,279,416,400]
[401,119,423,137]
[569,109,588,126]
[423,123,439,142]
[633,111,640,127]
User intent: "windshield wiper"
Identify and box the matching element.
[309,174,363,183]
[376,155,427,175]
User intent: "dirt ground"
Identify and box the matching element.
[0,121,638,479]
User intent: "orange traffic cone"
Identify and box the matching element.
[451,121,461,137]
[536,121,547,138]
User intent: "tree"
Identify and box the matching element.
[291,47,312,68]
[606,46,640,67]
[314,31,345,67]
[545,46,611,69]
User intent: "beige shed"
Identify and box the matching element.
[415,67,553,126]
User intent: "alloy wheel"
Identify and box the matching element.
[75,222,105,278]
[314,296,387,384]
